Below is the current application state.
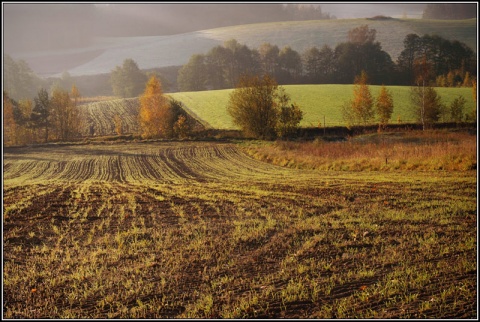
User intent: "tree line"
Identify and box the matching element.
[177,25,476,91]
[3,76,197,147]
[422,3,477,20]
[4,85,82,146]
[341,67,476,131]
[4,24,476,102]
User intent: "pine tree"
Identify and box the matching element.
[31,88,51,142]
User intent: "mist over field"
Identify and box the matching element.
[3,2,430,77]
[3,3,426,52]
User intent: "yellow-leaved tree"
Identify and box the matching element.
[342,70,374,127]
[375,85,394,131]
[3,91,17,146]
[352,70,374,126]
[139,75,172,138]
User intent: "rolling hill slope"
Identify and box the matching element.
[79,85,476,135]
[13,18,477,78]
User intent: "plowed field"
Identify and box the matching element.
[3,142,477,318]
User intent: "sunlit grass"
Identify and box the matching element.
[170,85,476,130]
[243,130,477,171]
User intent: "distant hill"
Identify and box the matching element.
[10,18,477,78]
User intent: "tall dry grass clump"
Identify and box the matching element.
[245,130,477,171]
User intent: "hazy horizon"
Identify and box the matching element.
[3,2,427,55]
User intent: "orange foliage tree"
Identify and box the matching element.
[3,91,17,146]
[343,70,374,126]
[375,85,394,130]
[139,75,172,138]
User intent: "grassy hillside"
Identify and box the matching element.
[170,85,476,130]
[15,18,476,78]
[79,85,475,135]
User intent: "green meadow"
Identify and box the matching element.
[170,85,476,130]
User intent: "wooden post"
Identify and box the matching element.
[323,115,326,136]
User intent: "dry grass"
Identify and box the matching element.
[244,130,477,171]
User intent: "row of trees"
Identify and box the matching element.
[4,85,82,146]
[341,71,394,129]
[3,55,44,101]
[5,25,475,102]
[342,69,474,131]
[177,25,476,91]
[3,74,195,146]
[422,3,477,20]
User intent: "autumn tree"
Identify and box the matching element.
[343,70,375,126]
[375,85,394,130]
[169,98,193,138]
[3,91,17,146]
[348,25,376,45]
[50,87,81,141]
[227,74,302,139]
[16,99,36,144]
[139,75,172,138]
[469,79,477,121]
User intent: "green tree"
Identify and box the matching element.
[31,88,51,142]
[396,33,421,84]
[205,45,231,89]
[276,88,303,138]
[227,74,302,139]
[110,58,147,98]
[375,85,394,130]
[449,96,466,123]
[334,27,394,84]
[302,46,322,83]
[3,54,43,100]
[177,54,207,91]
[278,46,302,83]
[169,98,193,138]
[258,42,280,78]
[422,3,477,19]
[411,86,443,129]
[317,45,335,83]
